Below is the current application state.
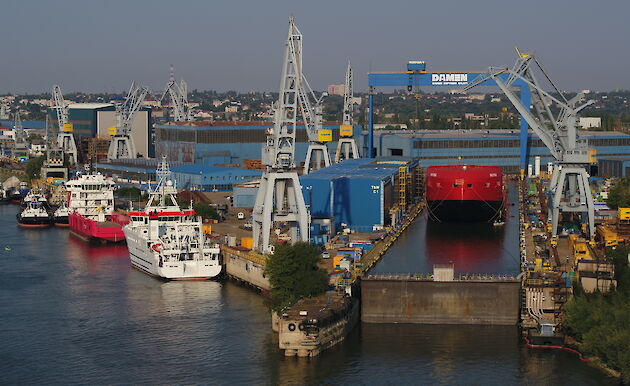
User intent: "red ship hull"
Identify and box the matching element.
[426,165,505,222]
[69,212,130,243]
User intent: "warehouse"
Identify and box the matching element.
[300,157,421,232]
[170,164,262,192]
[363,129,630,174]
[154,121,361,166]
[48,103,153,158]
[597,158,630,178]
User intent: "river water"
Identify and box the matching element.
[0,202,614,385]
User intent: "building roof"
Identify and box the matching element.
[375,129,630,139]
[67,103,114,109]
[171,164,262,178]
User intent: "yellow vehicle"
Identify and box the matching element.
[619,208,630,224]
[596,225,618,248]
[568,233,592,264]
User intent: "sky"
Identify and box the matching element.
[2,0,629,94]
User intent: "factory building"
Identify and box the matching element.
[154,121,361,166]
[49,103,153,158]
[95,159,261,191]
[301,157,421,232]
[363,129,630,174]
[598,158,630,178]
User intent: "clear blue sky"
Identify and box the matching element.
[3,0,629,94]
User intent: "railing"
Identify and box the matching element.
[365,273,520,282]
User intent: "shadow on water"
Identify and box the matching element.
[373,180,521,275]
[0,201,616,385]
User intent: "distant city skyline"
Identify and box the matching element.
[3,0,629,94]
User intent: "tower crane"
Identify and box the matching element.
[334,61,360,162]
[51,85,78,165]
[465,50,596,241]
[0,101,9,120]
[12,110,27,156]
[160,65,193,122]
[107,82,149,160]
[252,16,310,254]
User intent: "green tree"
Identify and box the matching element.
[25,155,46,180]
[114,187,143,200]
[192,202,220,220]
[606,178,630,209]
[264,242,329,312]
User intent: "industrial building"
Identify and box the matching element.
[154,121,361,166]
[363,129,630,174]
[49,103,153,158]
[95,159,261,191]
[598,158,630,178]
[233,157,422,232]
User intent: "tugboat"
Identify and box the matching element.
[123,159,222,280]
[0,188,9,204]
[53,199,70,227]
[66,167,129,243]
[16,191,52,228]
[10,182,30,203]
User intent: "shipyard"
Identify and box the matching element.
[2,2,630,385]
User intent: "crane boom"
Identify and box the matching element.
[342,60,353,126]
[107,82,149,160]
[335,61,360,162]
[51,84,78,165]
[160,65,192,122]
[466,51,596,239]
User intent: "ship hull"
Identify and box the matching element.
[16,213,52,228]
[54,215,69,227]
[426,165,505,223]
[427,200,504,222]
[125,227,222,280]
[69,212,128,243]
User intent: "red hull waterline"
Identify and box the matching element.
[426,165,507,222]
[69,212,130,244]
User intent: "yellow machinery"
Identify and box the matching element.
[619,208,630,224]
[596,225,618,248]
[568,234,592,264]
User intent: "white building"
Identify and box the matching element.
[579,117,601,129]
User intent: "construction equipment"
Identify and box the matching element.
[282,20,330,175]
[466,50,596,240]
[335,61,360,162]
[160,65,193,122]
[107,82,149,160]
[252,17,310,253]
[12,111,28,157]
[51,85,78,165]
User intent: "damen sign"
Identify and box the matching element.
[431,73,468,85]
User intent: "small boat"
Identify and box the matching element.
[16,191,52,228]
[0,189,10,205]
[53,200,69,227]
[10,182,30,203]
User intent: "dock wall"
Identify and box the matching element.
[221,246,270,291]
[361,276,521,325]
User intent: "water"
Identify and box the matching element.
[0,204,614,385]
[373,181,522,275]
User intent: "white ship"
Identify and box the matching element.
[123,159,222,280]
[53,199,69,227]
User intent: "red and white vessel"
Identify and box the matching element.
[66,168,129,243]
[426,165,506,222]
[123,159,221,280]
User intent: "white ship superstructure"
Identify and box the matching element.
[123,159,221,279]
[66,168,116,222]
[17,190,52,227]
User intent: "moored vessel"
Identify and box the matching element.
[53,199,69,227]
[66,168,128,243]
[426,165,506,222]
[16,191,52,228]
[123,159,222,280]
[10,181,30,203]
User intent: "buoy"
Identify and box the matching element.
[151,243,163,253]
[4,245,11,251]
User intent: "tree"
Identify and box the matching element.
[264,242,329,312]
[192,202,220,221]
[25,155,46,180]
[606,177,630,209]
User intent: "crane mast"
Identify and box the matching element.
[335,61,360,162]
[51,85,78,165]
[252,16,309,253]
[12,111,27,156]
[107,82,149,160]
[466,51,596,240]
[161,65,193,122]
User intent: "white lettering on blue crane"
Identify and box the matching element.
[431,73,468,86]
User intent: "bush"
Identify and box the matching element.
[192,202,220,220]
[606,177,630,209]
[564,246,630,382]
[114,187,143,200]
[264,242,329,312]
